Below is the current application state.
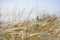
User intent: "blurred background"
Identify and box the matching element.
[0,0,60,22]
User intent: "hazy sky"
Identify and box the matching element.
[1,0,60,11]
[0,0,60,22]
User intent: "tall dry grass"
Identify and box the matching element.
[0,15,60,40]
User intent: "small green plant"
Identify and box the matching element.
[3,33,11,40]
[34,24,40,30]
[15,34,21,40]
[24,37,30,40]
[36,16,40,22]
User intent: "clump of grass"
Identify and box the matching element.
[0,15,60,40]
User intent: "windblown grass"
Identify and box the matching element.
[0,15,60,40]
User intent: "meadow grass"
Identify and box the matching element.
[0,15,60,40]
